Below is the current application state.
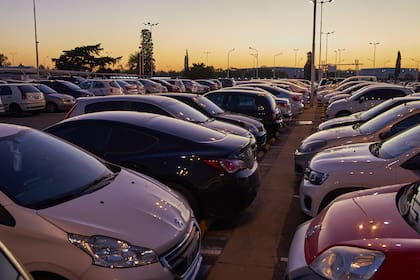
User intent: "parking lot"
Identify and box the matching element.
[0,104,322,279]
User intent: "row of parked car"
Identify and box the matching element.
[286,76,420,279]
[0,77,313,279]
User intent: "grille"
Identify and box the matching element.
[161,223,201,279]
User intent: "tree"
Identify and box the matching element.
[127,51,141,74]
[0,53,11,67]
[52,44,121,71]
[394,50,401,82]
[185,63,216,79]
[140,29,155,76]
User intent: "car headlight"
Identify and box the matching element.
[298,140,327,153]
[248,125,259,134]
[304,168,328,185]
[310,246,385,280]
[68,234,158,268]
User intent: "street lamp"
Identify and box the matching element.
[227,48,235,78]
[310,0,317,107]
[316,0,334,79]
[249,47,259,79]
[323,31,334,67]
[204,50,211,66]
[33,0,40,79]
[143,22,159,77]
[369,42,380,68]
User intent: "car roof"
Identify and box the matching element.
[0,123,29,138]
[207,89,267,96]
[75,94,178,106]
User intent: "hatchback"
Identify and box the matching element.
[0,123,201,280]
[301,124,420,217]
[0,83,45,115]
[204,89,283,136]
[287,181,420,279]
[79,79,123,96]
[45,111,260,220]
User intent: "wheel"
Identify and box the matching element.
[46,102,58,113]
[8,104,22,116]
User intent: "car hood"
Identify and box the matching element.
[312,142,378,164]
[303,125,360,144]
[318,114,360,130]
[306,191,418,262]
[37,169,192,253]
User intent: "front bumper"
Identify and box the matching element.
[299,178,324,218]
[294,151,316,174]
[285,220,324,280]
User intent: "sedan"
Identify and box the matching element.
[300,124,420,217]
[159,93,267,150]
[295,100,420,173]
[33,83,75,112]
[45,111,260,220]
[287,181,420,279]
[0,123,201,280]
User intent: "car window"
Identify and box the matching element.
[85,101,132,113]
[109,81,121,88]
[0,86,12,96]
[206,94,224,107]
[79,81,91,89]
[0,129,113,209]
[58,80,81,90]
[18,85,40,93]
[162,100,209,122]
[193,96,224,114]
[35,84,56,94]
[130,102,171,116]
[106,125,158,155]
[93,81,104,88]
[388,113,420,136]
[377,125,420,159]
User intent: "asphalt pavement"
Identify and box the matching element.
[203,104,322,280]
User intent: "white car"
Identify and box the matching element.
[0,123,202,280]
[295,100,420,173]
[300,124,420,217]
[79,79,123,96]
[0,83,45,114]
[325,84,412,119]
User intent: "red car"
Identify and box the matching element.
[286,182,420,279]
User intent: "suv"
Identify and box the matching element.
[204,89,283,135]
[0,83,45,115]
[79,79,123,96]
[326,84,412,118]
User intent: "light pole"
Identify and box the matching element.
[227,48,235,78]
[310,0,317,107]
[369,42,380,68]
[412,58,420,81]
[204,50,211,66]
[317,0,334,79]
[323,31,334,67]
[249,47,259,79]
[143,22,159,77]
[33,0,40,79]
[273,52,282,78]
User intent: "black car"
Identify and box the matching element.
[204,89,283,136]
[37,80,93,98]
[66,95,257,149]
[160,93,267,149]
[45,111,260,220]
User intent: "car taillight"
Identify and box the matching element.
[203,159,246,174]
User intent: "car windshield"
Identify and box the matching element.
[359,99,395,120]
[370,125,420,159]
[35,84,57,94]
[193,96,225,115]
[398,182,420,234]
[163,99,210,123]
[359,104,410,134]
[0,129,117,209]
[59,80,82,90]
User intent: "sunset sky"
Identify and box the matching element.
[1,0,420,71]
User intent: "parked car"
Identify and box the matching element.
[65,95,256,147]
[195,79,219,91]
[287,181,420,279]
[45,111,260,220]
[218,78,236,88]
[48,75,87,86]
[150,78,182,92]
[159,93,267,149]
[79,79,123,96]
[0,123,202,280]
[204,89,283,136]
[124,79,146,94]
[138,79,166,93]
[0,93,5,113]
[0,83,45,115]
[323,81,378,105]
[32,83,75,112]
[325,84,412,118]
[300,124,420,217]
[114,79,139,94]
[164,79,187,92]
[295,101,420,173]
[180,79,207,94]
[38,80,93,98]
[318,96,420,130]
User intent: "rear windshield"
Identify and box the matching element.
[35,84,56,94]
[193,96,224,114]
[18,85,40,93]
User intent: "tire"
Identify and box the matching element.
[318,187,364,214]
[9,104,22,116]
[46,102,58,113]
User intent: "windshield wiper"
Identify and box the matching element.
[80,172,118,195]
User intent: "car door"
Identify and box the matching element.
[0,86,13,110]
